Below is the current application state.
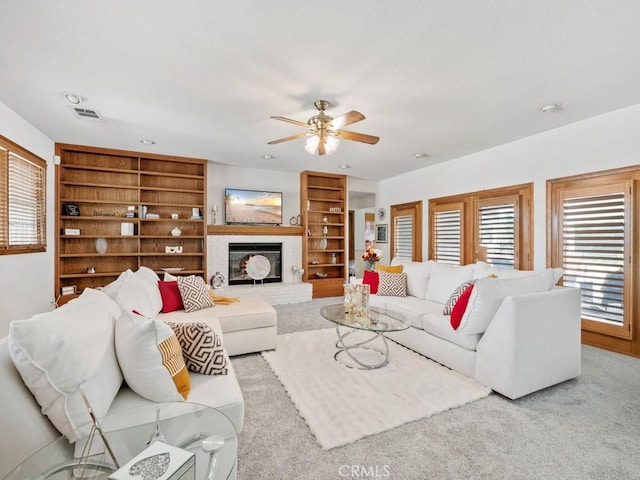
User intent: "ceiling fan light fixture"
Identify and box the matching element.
[304,135,340,155]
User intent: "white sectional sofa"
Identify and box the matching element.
[365,260,582,400]
[0,267,277,479]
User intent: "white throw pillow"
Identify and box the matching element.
[114,311,190,402]
[472,261,499,280]
[115,271,163,318]
[424,262,474,304]
[100,269,133,300]
[459,269,554,334]
[8,289,123,441]
[391,259,431,299]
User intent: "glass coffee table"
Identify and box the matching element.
[4,402,237,480]
[320,304,410,369]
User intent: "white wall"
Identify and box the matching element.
[207,163,301,225]
[0,103,55,336]
[376,103,640,269]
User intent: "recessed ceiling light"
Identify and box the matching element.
[540,103,562,113]
[140,139,156,145]
[414,152,428,159]
[338,164,351,169]
[64,93,84,104]
[263,154,274,160]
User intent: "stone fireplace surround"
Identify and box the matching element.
[207,233,312,304]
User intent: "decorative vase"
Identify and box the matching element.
[320,238,328,250]
[366,261,376,271]
[95,237,108,254]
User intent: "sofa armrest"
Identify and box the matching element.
[475,287,581,399]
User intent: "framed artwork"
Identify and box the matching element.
[64,203,80,216]
[376,224,388,243]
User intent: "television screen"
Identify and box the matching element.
[224,188,283,225]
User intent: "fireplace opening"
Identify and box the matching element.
[228,242,282,285]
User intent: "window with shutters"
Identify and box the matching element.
[0,135,47,255]
[549,175,632,342]
[429,184,532,268]
[390,201,422,262]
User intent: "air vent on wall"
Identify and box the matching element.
[71,107,102,121]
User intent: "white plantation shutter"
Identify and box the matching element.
[477,196,518,269]
[561,189,626,328]
[394,215,413,259]
[0,138,47,254]
[433,204,462,265]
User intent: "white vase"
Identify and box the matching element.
[95,237,108,254]
[320,238,328,250]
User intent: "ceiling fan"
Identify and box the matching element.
[268,100,380,155]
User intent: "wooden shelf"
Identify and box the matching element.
[55,144,208,296]
[301,170,347,298]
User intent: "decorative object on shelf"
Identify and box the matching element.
[322,215,328,223]
[362,241,383,270]
[171,213,179,220]
[320,237,328,250]
[95,238,108,254]
[289,214,302,226]
[125,205,137,218]
[161,267,185,273]
[311,259,320,265]
[210,271,226,289]
[211,205,218,224]
[377,207,386,221]
[86,266,96,274]
[64,203,80,216]
[331,253,337,264]
[315,272,328,279]
[246,255,271,283]
[375,224,388,243]
[322,225,328,235]
[121,223,135,236]
[63,228,80,235]
[164,246,183,254]
[171,227,182,237]
[61,285,76,296]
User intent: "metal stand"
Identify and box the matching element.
[334,325,389,369]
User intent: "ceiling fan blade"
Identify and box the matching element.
[270,116,310,129]
[267,133,308,145]
[335,129,380,145]
[330,110,365,129]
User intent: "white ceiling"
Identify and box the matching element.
[2,1,640,181]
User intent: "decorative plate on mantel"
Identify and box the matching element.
[246,255,270,280]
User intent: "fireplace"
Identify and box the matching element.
[228,243,282,285]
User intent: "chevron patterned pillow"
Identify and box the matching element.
[176,275,215,313]
[166,322,228,375]
[443,281,475,315]
[377,271,407,297]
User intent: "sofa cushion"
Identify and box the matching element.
[115,268,163,318]
[391,258,431,299]
[421,312,483,351]
[451,284,475,330]
[101,269,133,300]
[177,275,215,313]
[472,261,500,280]
[115,310,190,402]
[377,271,407,297]
[459,269,554,334]
[370,295,443,329]
[362,270,379,294]
[377,264,403,273]
[167,322,228,375]
[7,289,123,441]
[424,262,474,304]
[158,280,184,313]
[443,281,475,315]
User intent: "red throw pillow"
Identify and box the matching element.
[158,280,184,313]
[362,270,379,294]
[450,284,474,330]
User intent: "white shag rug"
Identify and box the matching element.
[261,328,491,450]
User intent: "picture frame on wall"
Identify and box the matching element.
[376,224,388,243]
[64,203,80,216]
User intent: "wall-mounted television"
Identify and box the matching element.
[224,188,283,225]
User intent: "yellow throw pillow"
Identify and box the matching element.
[377,264,404,274]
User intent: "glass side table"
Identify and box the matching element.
[4,402,237,480]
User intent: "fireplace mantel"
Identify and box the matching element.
[207,225,304,236]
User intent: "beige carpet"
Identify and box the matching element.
[262,328,491,450]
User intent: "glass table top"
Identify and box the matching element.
[320,304,411,333]
[4,402,237,480]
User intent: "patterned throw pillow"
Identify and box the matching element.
[443,281,475,315]
[377,271,407,297]
[177,275,215,313]
[167,322,228,375]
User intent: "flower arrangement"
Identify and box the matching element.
[362,242,383,268]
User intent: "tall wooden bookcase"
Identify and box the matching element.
[300,170,347,298]
[55,144,207,297]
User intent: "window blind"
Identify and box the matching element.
[433,209,461,265]
[478,203,515,269]
[562,192,625,325]
[394,215,413,259]
[0,138,47,254]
